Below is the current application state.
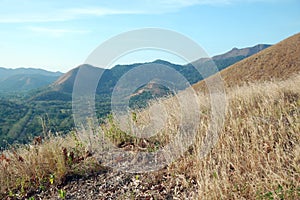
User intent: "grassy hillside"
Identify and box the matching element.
[1,73,299,199]
[194,33,300,91]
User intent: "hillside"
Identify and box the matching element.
[41,44,270,98]
[1,71,299,199]
[129,81,174,109]
[0,74,60,92]
[0,67,62,93]
[191,44,271,69]
[0,67,62,81]
[194,33,300,90]
[213,44,271,60]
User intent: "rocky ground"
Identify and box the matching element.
[28,168,198,200]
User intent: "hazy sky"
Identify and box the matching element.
[0,0,299,72]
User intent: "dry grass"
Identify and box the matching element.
[0,133,102,198]
[0,74,299,199]
[192,73,300,199]
[194,32,300,91]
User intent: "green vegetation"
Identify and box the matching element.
[0,82,173,148]
[0,98,74,148]
[58,189,66,199]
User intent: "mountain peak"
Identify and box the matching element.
[213,44,271,61]
[194,32,300,90]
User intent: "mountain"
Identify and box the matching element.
[193,33,300,91]
[213,44,271,60]
[190,44,271,72]
[53,66,86,93]
[0,74,60,92]
[51,61,180,94]
[0,67,63,93]
[45,44,270,99]
[0,67,62,81]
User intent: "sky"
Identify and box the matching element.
[0,0,299,72]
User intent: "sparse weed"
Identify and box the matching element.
[58,189,66,199]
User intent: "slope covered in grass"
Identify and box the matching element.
[1,73,299,199]
[194,32,300,91]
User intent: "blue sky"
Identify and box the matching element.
[0,0,299,72]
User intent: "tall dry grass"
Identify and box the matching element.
[192,73,300,199]
[0,133,100,198]
[80,72,300,198]
[0,74,299,199]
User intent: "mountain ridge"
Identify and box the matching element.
[49,43,271,97]
[193,33,300,91]
[0,67,63,93]
[190,44,271,66]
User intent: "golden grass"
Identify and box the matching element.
[0,133,101,198]
[194,32,300,91]
[192,73,300,199]
[0,73,299,199]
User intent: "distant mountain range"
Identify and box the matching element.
[0,68,62,93]
[0,44,271,95]
[32,43,271,101]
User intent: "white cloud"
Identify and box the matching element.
[0,7,140,23]
[152,0,279,8]
[27,26,90,37]
[0,0,281,23]
[0,0,141,23]
[159,0,231,6]
[0,16,69,23]
[66,7,143,16]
